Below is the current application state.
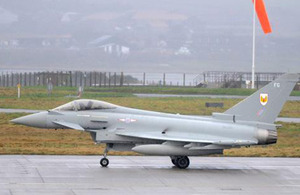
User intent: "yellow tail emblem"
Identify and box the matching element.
[260,93,268,106]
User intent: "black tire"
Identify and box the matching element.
[171,158,177,166]
[170,156,178,166]
[176,156,190,169]
[100,158,109,167]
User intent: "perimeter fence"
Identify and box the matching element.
[0,71,198,88]
[0,70,297,89]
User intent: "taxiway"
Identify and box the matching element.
[134,93,300,101]
[0,155,299,194]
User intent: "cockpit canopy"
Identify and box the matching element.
[53,99,117,111]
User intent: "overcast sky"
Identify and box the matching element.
[0,0,299,73]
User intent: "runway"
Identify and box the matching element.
[134,93,300,101]
[0,108,41,113]
[0,156,299,195]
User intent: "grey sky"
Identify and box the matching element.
[0,0,299,73]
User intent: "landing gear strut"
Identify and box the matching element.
[170,156,190,169]
[100,145,109,167]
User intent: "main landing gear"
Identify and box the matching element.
[100,145,109,167]
[170,156,190,169]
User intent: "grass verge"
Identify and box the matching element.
[0,86,299,156]
[0,114,299,156]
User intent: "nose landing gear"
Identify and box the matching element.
[100,145,110,167]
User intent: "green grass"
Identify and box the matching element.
[0,86,299,156]
[2,85,299,97]
[85,86,258,96]
[291,90,300,96]
[0,87,299,117]
[86,86,300,96]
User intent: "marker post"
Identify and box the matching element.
[17,83,21,98]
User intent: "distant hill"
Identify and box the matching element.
[0,0,299,73]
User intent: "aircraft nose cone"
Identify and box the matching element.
[11,112,47,128]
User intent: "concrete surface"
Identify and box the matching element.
[134,93,300,101]
[0,108,41,113]
[275,117,300,123]
[0,155,299,195]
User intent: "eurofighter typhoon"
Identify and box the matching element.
[11,74,299,169]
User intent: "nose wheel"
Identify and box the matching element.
[170,156,190,169]
[100,144,110,167]
[100,158,109,167]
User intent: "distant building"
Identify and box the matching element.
[175,47,191,55]
[89,35,130,56]
[100,43,130,56]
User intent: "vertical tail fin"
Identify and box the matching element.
[224,74,299,123]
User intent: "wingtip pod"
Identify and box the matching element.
[253,0,272,34]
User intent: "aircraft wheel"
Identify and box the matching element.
[171,159,177,165]
[176,156,190,169]
[100,158,109,167]
[170,156,178,166]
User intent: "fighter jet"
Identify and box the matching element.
[11,74,299,169]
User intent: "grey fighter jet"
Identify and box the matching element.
[11,74,299,169]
